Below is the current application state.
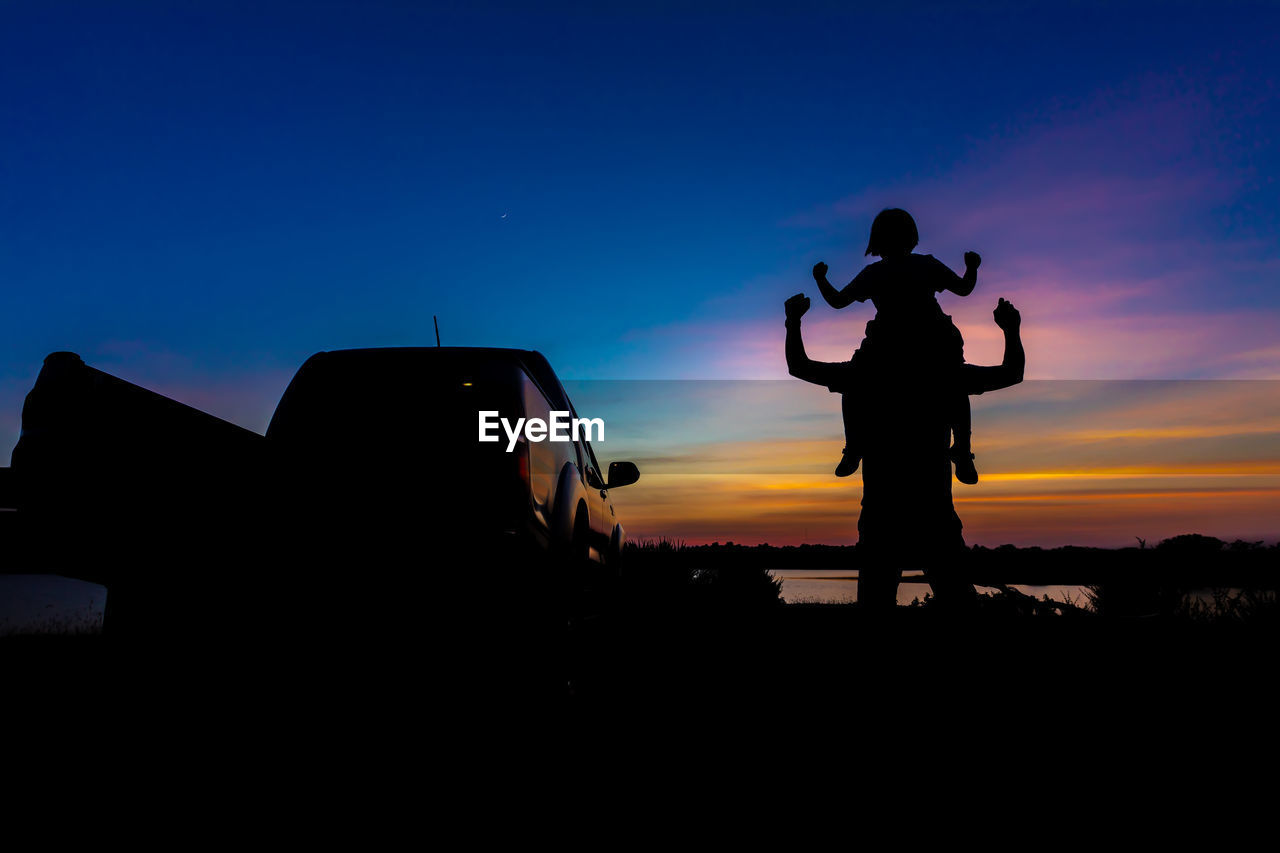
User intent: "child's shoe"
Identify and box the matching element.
[835,448,860,478]
[951,448,978,485]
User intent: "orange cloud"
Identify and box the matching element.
[595,379,1280,547]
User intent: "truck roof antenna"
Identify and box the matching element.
[434,315,441,347]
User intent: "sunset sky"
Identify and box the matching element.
[2,1,1278,547]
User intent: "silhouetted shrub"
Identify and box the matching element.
[1157,534,1225,555]
[623,538,783,614]
[1177,588,1279,625]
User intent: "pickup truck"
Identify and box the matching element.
[0,347,639,641]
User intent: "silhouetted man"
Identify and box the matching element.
[784,293,1025,609]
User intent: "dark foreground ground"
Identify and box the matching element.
[3,535,1277,754]
[4,603,1274,778]
[576,537,1278,713]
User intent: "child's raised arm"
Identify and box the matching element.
[812,261,872,309]
[936,252,981,297]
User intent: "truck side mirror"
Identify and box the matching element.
[606,461,639,489]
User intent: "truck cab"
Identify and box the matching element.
[266,347,638,569]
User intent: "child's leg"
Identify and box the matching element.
[836,391,861,477]
[950,390,971,455]
[949,389,978,484]
[843,391,861,452]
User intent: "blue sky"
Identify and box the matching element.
[2,0,1278,454]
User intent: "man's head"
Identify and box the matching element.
[865,208,919,257]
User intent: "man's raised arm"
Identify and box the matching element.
[784,293,850,389]
[962,298,1025,395]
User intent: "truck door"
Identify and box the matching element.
[575,429,610,562]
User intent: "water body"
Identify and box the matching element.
[0,572,1240,632]
[771,569,1089,608]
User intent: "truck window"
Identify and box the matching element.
[520,372,555,507]
[576,423,604,489]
